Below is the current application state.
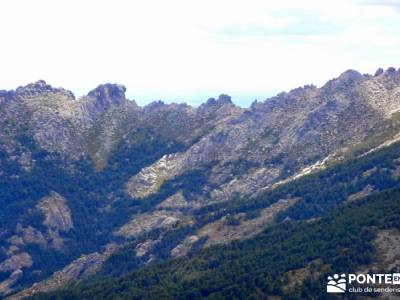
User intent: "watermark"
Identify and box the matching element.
[327,274,346,293]
[327,273,400,294]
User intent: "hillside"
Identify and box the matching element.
[23,139,400,299]
[32,183,400,299]
[1,67,400,298]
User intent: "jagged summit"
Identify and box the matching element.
[322,69,367,92]
[87,83,126,107]
[374,68,384,76]
[15,80,76,99]
[3,67,400,109]
[204,94,233,107]
[198,94,234,114]
[216,94,233,105]
[17,80,54,93]
[386,66,397,74]
[374,67,400,77]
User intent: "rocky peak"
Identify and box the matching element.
[373,67,400,90]
[15,80,75,99]
[208,94,232,106]
[321,69,366,93]
[385,67,397,74]
[200,94,233,113]
[217,94,233,105]
[381,67,400,80]
[332,69,364,83]
[374,68,384,77]
[87,83,126,109]
[17,80,53,94]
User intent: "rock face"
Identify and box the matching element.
[0,80,243,170]
[135,240,160,257]
[126,153,184,199]
[0,253,32,273]
[86,83,127,111]
[16,226,47,248]
[0,80,139,169]
[124,68,400,207]
[115,210,184,239]
[36,192,73,249]
[37,192,73,233]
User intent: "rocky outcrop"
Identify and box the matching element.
[156,191,189,209]
[200,198,298,246]
[86,83,126,112]
[135,240,160,257]
[0,254,30,297]
[170,235,199,258]
[36,192,72,249]
[37,192,73,233]
[347,185,375,202]
[171,198,299,257]
[16,225,47,248]
[0,270,23,297]
[115,210,184,238]
[126,153,184,199]
[358,68,400,117]
[10,244,118,300]
[0,253,32,273]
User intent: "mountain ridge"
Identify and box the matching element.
[2,66,400,298]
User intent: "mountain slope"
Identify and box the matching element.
[29,168,400,299]
[1,67,400,297]
[11,115,400,299]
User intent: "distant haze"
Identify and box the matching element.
[0,0,399,107]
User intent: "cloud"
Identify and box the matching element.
[356,0,400,11]
[0,0,399,107]
[215,17,345,38]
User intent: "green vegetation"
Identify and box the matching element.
[196,140,400,225]
[3,128,400,297]
[0,134,187,289]
[78,140,400,284]
[32,187,400,299]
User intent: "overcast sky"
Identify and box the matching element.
[0,0,399,106]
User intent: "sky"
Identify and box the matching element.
[0,0,399,107]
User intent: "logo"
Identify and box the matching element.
[326,273,400,294]
[327,274,346,293]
